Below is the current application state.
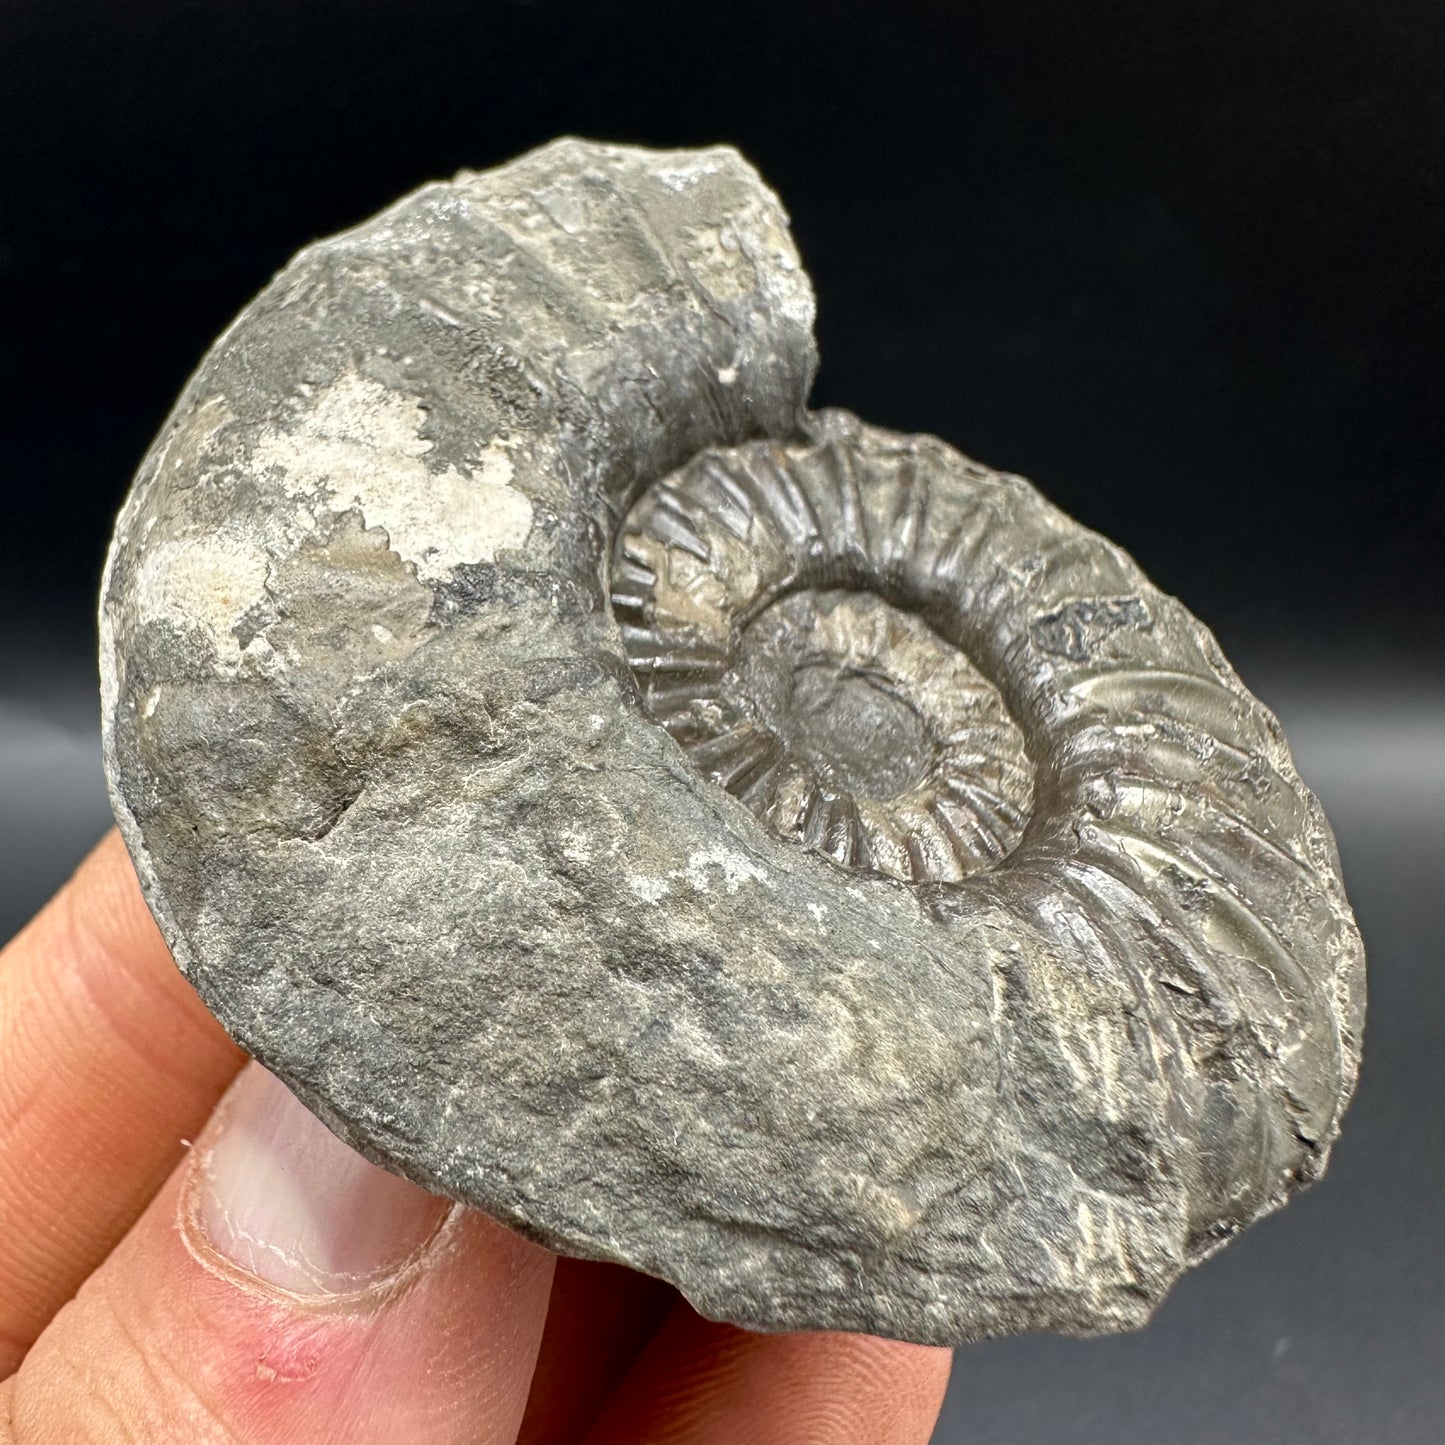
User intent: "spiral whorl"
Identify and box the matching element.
[615,434,1037,880]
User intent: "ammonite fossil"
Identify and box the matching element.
[100,139,1364,1346]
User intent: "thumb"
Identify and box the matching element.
[1,1062,554,1444]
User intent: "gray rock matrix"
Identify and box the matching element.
[101,139,1364,1346]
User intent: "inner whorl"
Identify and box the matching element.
[614,431,1037,881]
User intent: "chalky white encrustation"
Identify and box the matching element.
[101,139,1363,1346]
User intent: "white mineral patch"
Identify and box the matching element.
[252,369,533,584]
[629,875,670,904]
[130,534,271,669]
[679,845,769,895]
[652,153,730,192]
[535,182,589,235]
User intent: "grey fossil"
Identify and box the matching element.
[100,138,1364,1346]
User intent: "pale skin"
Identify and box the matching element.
[0,832,952,1443]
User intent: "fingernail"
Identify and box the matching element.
[191,1062,451,1296]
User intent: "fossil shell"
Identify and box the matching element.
[100,139,1364,1346]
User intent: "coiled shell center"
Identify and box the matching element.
[615,437,1036,881]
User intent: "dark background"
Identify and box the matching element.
[1,3,1441,1440]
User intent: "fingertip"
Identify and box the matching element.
[10,1065,555,1444]
[59,832,241,1075]
[585,1305,953,1445]
[0,831,247,1366]
[70,830,155,941]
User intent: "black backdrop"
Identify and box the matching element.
[3,0,1443,672]
[1,4,1442,1442]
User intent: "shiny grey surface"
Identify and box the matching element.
[1,664,1438,1438]
[938,683,1444,1443]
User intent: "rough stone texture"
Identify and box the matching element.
[100,139,1365,1346]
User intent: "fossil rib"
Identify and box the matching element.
[100,138,1364,1346]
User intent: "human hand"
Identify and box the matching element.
[0,833,952,1442]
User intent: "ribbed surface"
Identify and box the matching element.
[616,437,1038,881]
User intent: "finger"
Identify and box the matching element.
[0,831,245,1374]
[515,1258,674,1445]
[583,1303,952,1445]
[1,1061,555,1444]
